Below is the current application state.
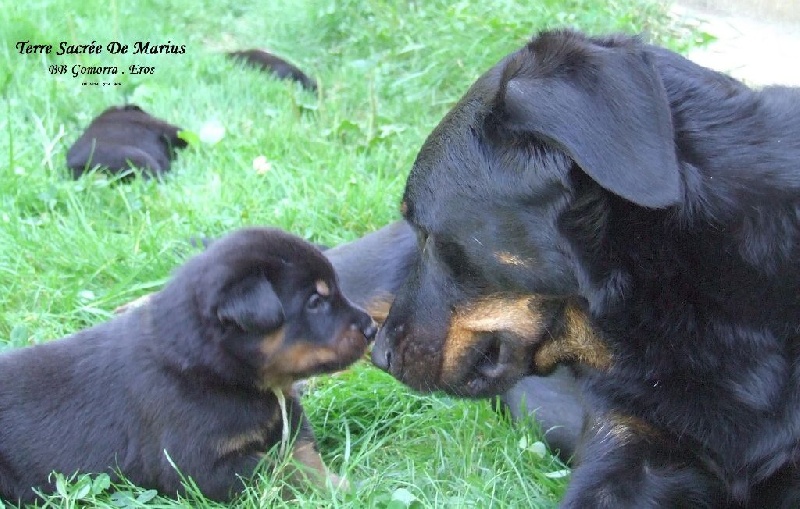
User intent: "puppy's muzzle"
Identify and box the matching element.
[360,321,378,343]
[351,306,378,343]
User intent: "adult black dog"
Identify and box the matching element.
[0,227,376,503]
[66,104,187,179]
[372,29,800,507]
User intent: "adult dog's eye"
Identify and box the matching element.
[436,240,473,279]
[307,293,324,310]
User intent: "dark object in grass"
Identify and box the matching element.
[0,227,377,503]
[66,104,187,180]
[372,28,800,506]
[228,49,317,91]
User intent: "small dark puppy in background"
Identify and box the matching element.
[0,227,377,503]
[66,104,187,179]
[228,49,318,91]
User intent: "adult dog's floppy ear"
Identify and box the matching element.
[216,276,285,332]
[495,32,682,209]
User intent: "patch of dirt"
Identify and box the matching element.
[671,2,800,86]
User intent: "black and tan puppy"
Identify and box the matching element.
[0,227,376,503]
[66,104,187,179]
[373,29,800,507]
[228,49,318,91]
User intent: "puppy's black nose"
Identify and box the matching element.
[362,322,378,342]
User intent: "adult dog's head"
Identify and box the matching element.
[154,227,377,390]
[372,30,684,397]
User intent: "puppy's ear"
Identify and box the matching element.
[216,276,285,332]
[494,31,682,209]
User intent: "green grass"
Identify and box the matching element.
[0,0,697,506]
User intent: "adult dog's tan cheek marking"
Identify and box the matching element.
[533,304,612,372]
[494,251,533,268]
[442,296,544,377]
[592,413,661,448]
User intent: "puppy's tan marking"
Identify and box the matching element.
[259,330,367,389]
[279,344,342,372]
[290,438,348,490]
[534,304,611,372]
[216,406,283,458]
[259,327,287,358]
[315,280,330,297]
[443,296,544,376]
[216,425,271,458]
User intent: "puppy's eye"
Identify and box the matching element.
[306,293,324,310]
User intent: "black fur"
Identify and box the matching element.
[0,227,376,503]
[373,29,800,507]
[66,104,187,179]
[228,50,318,91]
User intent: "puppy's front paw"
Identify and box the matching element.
[290,438,353,492]
[327,473,350,491]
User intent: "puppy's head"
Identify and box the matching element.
[372,30,684,397]
[168,227,376,389]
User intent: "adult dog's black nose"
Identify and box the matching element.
[371,333,391,370]
[371,324,403,371]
